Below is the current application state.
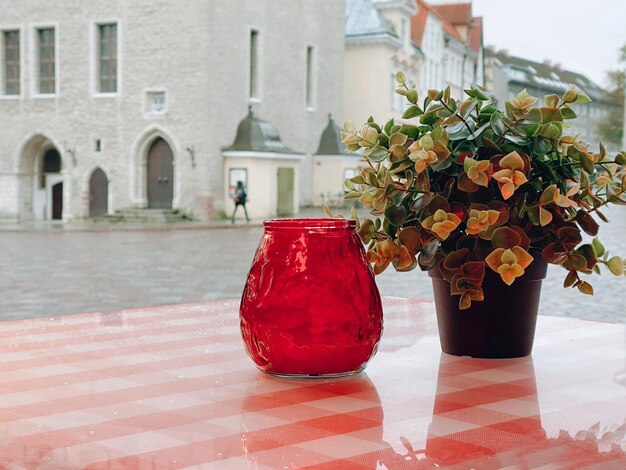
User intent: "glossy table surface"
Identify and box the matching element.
[0,298,625,469]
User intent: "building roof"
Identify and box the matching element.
[315,115,352,156]
[410,2,429,47]
[345,0,399,42]
[431,2,471,25]
[468,16,482,53]
[486,48,606,101]
[412,0,467,46]
[222,107,302,154]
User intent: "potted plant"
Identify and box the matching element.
[338,72,626,358]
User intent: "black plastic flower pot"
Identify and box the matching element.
[428,257,548,358]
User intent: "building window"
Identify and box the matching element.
[249,29,259,100]
[37,28,55,94]
[3,30,20,95]
[98,23,117,93]
[305,45,315,109]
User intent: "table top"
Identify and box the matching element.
[0,298,624,469]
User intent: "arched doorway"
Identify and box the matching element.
[42,149,63,220]
[18,136,63,221]
[89,168,108,217]
[147,138,173,209]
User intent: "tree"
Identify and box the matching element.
[597,44,625,149]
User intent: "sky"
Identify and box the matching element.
[472,0,626,86]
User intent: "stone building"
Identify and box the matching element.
[485,48,619,152]
[0,0,344,222]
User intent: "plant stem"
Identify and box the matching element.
[438,99,475,136]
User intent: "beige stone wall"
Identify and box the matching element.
[0,0,345,221]
[312,155,362,206]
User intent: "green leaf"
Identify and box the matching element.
[576,93,592,103]
[592,238,605,257]
[464,88,490,100]
[580,152,595,174]
[490,111,508,135]
[504,134,529,146]
[398,125,420,141]
[323,203,334,218]
[607,256,624,276]
[402,105,424,119]
[533,137,552,155]
[467,122,490,141]
[526,108,543,123]
[561,107,577,119]
[395,71,407,85]
[608,194,626,205]
[384,204,408,226]
[383,118,395,136]
[365,147,389,163]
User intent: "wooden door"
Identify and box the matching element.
[52,182,63,220]
[147,138,174,209]
[89,168,108,217]
[277,167,294,215]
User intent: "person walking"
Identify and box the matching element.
[231,181,250,223]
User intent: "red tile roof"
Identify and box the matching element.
[410,2,429,47]
[431,2,472,25]
[412,0,482,54]
[468,16,483,53]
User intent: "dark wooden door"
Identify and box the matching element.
[52,182,63,220]
[147,138,174,209]
[89,168,108,217]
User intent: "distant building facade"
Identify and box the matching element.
[343,0,422,125]
[331,0,483,205]
[411,1,483,100]
[344,0,483,124]
[485,48,619,151]
[0,0,344,222]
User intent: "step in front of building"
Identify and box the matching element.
[97,208,193,224]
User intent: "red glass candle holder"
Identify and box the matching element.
[240,218,383,377]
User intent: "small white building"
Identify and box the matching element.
[312,115,362,206]
[0,0,345,222]
[223,108,304,219]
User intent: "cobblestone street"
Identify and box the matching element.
[2,208,625,323]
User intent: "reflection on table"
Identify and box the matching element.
[0,298,623,468]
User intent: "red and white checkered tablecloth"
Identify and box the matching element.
[0,298,624,469]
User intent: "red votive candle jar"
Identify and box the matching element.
[240,218,383,377]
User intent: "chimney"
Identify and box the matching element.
[554,63,562,71]
[499,48,508,56]
[543,59,552,67]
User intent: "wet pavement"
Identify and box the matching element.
[1,208,625,323]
